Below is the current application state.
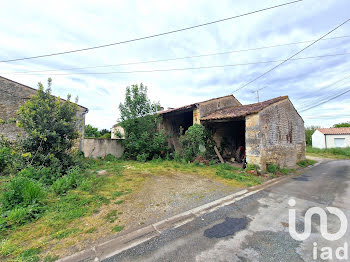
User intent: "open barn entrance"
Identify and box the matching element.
[204,119,245,163]
[161,108,193,151]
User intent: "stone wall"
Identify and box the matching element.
[81,138,124,158]
[198,95,241,118]
[0,76,87,146]
[246,99,305,170]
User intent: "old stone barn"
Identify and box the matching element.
[159,95,305,170]
[0,76,88,148]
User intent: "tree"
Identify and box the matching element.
[179,124,216,162]
[16,78,79,172]
[118,83,168,161]
[100,129,111,138]
[333,122,350,128]
[305,126,320,146]
[84,124,101,138]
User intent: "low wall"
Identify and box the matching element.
[81,138,124,158]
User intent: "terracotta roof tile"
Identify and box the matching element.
[317,127,350,135]
[201,96,289,121]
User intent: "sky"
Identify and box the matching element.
[0,0,349,129]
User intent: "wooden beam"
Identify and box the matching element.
[214,146,224,164]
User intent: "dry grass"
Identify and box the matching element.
[1,159,263,261]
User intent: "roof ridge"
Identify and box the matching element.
[0,75,88,111]
[201,95,289,121]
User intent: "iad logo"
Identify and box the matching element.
[288,198,348,260]
[288,198,347,241]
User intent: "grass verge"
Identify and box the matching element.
[0,158,287,261]
[306,146,350,159]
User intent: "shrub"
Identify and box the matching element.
[16,78,80,173]
[0,146,12,174]
[136,153,148,162]
[104,154,117,162]
[279,167,290,175]
[6,207,30,226]
[297,159,316,167]
[119,84,169,161]
[245,164,259,171]
[0,177,47,227]
[267,163,278,174]
[52,169,82,195]
[18,166,61,186]
[1,176,46,211]
[179,124,216,162]
[0,137,25,175]
[100,133,111,139]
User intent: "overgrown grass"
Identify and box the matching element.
[297,159,317,167]
[0,157,266,261]
[306,146,350,159]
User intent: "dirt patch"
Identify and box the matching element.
[118,172,239,231]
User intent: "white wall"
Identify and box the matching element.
[325,134,350,148]
[312,130,326,149]
[81,138,124,158]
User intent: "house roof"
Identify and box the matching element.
[201,96,288,121]
[0,76,88,111]
[158,94,240,115]
[317,127,350,135]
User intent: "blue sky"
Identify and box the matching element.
[0,0,349,129]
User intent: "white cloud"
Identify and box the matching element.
[0,0,350,129]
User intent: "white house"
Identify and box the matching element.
[312,128,350,149]
[111,123,125,139]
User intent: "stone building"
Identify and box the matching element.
[0,76,88,149]
[159,95,305,170]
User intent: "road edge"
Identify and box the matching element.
[57,161,320,262]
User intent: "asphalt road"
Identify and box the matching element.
[104,159,350,262]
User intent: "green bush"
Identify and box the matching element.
[104,154,117,162]
[100,133,111,139]
[297,159,316,167]
[52,169,82,195]
[0,177,47,227]
[0,147,12,174]
[136,153,148,162]
[18,166,61,186]
[267,163,278,174]
[6,207,30,226]
[119,84,169,161]
[279,167,290,175]
[0,137,25,175]
[179,124,216,162]
[245,164,259,171]
[16,79,80,173]
[1,177,46,211]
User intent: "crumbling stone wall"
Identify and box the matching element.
[0,77,87,146]
[199,95,241,118]
[246,99,305,170]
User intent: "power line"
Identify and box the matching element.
[233,18,350,93]
[296,74,350,110]
[0,1,302,63]
[3,34,350,75]
[304,114,350,119]
[1,52,349,76]
[300,87,350,112]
